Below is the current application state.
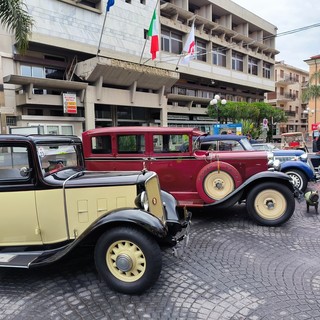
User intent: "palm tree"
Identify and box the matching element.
[302,71,320,103]
[0,0,33,54]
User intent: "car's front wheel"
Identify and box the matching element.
[246,182,295,226]
[94,226,162,294]
[283,169,308,192]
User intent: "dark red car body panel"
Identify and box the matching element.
[82,127,269,207]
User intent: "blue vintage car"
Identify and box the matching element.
[200,135,318,192]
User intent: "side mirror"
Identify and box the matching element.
[20,167,32,177]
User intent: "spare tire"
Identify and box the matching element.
[196,162,242,203]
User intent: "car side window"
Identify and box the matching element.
[117,135,145,154]
[219,140,244,151]
[91,136,112,154]
[153,134,188,153]
[0,145,31,181]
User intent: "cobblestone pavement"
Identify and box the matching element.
[1,183,320,320]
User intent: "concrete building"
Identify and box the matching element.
[0,0,278,136]
[304,54,320,137]
[265,61,309,140]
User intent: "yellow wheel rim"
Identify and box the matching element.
[254,189,287,220]
[106,240,146,282]
[204,171,235,200]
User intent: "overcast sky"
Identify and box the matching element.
[232,0,320,71]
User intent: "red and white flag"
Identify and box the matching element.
[181,22,195,64]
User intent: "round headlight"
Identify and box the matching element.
[300,153,308,161]
[135,191,149,211]
[267,152,274,161]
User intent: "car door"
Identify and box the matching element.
[147,133,197,193]
[0,142,42,246]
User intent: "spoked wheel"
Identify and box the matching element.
[94,226,162,294]
[203,171,235,200]
[246,182,295,226]
[283,169,308,192]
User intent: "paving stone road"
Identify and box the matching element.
[1,183,320,320]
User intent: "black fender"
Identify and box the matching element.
[203,171,296,209]
[30,208,168,268]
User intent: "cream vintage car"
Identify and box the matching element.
[0,134,190,294]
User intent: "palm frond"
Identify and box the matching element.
[0,0,33,54]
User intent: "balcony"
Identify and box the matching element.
[276,74,298,86]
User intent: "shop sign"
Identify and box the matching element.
[63,93,77,114]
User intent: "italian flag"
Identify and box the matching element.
[148,10,159,60]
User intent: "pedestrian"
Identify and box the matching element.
[316,124,320,153]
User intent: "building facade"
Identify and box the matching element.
[1,0,278,136]
[304,54,320,136]
[265,61,309,140]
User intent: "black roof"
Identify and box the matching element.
[0,134,82,144]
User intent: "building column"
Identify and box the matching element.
[84,86,96,130]
[160,105,168,127]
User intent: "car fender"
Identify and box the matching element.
[203,171,295,209]
[280,160,315,180]
[31,208,167,268]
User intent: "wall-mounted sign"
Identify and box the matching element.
[63,93,77,114]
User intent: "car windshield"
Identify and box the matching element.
[37,144,80,176]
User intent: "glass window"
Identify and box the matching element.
[248,57,258,75]
[47,126,59,135]
[263,62,271,79]
[61,126,73,135]
[92,136,112,154]
[161,29,182,54]
[213,46,226,67]
[232,52,243,71]
[37,144,79,176]
[0,145,30,181]
[196,39,206,62]
[153,134,188,153]
[117,135,145,153]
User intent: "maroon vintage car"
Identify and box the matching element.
[82,127,298,226]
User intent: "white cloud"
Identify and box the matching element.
[232,0,320,70]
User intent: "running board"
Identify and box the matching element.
[0,252,44,268]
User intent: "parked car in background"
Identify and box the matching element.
[251,143,279,152]
[83,127,299,227]
[0,134,191,294]
[251,141,318,192]
[280,132,309,152]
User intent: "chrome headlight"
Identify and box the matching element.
[268,158,281,171]
[300,153,308,161]
[135,191,149,211]
[267,152,273,160]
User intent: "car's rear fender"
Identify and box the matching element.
[204,171,296,209]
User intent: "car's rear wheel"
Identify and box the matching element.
[246,182,295,226]
[94,226,162,294]
[283,169,308,192]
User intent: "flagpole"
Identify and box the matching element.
[139,0,160,64]
[97,11,108,56]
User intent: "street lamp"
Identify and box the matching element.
[209,94,227,123]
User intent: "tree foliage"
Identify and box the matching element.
[207,101,287,139]
[302,71,320,102]
[0,0,33,54]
